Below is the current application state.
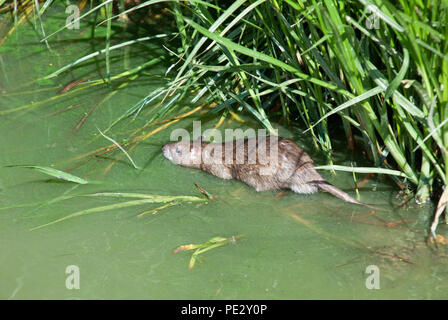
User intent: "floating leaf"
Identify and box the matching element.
[173,235,240,269]
[4,165,89,184]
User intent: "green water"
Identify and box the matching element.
[1,7,447,300]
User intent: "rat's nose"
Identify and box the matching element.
[162,145,169,159]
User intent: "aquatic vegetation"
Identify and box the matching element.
[97,127,140,170]
[29,192,208,231]
[173,235,240,269]
[147,0,447,235]
[1,1,447,235]
[3,165,90,184]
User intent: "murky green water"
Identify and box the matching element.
[1,6,447,300]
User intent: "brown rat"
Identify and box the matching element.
[162,136,365,206]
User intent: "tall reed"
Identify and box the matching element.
[153,0,447,208]
[3,1,447,226]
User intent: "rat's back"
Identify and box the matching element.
[162,135,363,205]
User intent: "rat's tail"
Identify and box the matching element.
[315,180,385,211]
[315,180,363,205]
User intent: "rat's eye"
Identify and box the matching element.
[175,147,181,154]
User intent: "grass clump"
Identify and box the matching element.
[157,0,447,202]
[2,1,448,233]
[154,0,447,233]
[154,1,447,215]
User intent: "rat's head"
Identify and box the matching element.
[162,137,203,168]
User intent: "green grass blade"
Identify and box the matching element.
[315,165,411,179]
[40,0,114,42]
[3,165,89,184]
[104,0,112,84]
[82,192,206,202]
[170,0,248,94]
[42,34,170,79]
[97,128,140,169]
[384,48,409,100]
[30,194,207,230]
[183,17,352,97]
[304,86,384,133]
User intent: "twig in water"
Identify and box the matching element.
[356,172,374,188]
[41,103,84,118]
[73,102,99,134]
[430,187,448,241]
[274,191,288,198]
[57,77,92,94]
[194,183,214,199]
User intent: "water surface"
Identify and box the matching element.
[0,6,447,299]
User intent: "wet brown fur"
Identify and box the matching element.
[162,136,363,206]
